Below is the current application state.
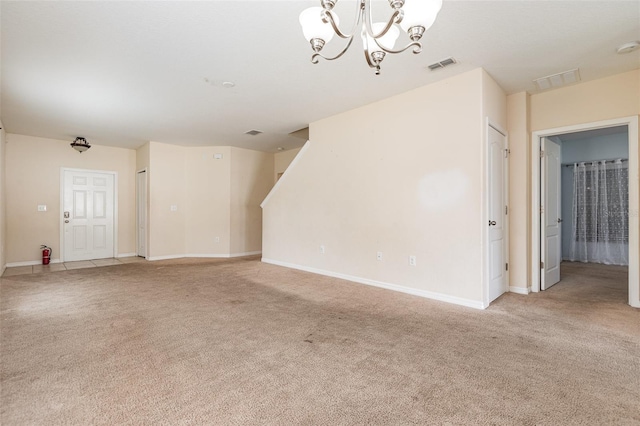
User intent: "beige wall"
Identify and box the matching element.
[0,122,6,272]
[274,147,302,183]
[530,69,640,131]
[185,146,231,255]
[145,143,272,259]
[509,69,640,304]
[263,69,506,307]
[147,141,186,259]
[506,92,531,291]
[5,134,137,264]
[230,147,273,255]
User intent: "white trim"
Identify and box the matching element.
[262,258,487,310]
[531,116,639,308]
[117,253,137,258]
[484,118,510,307]
[509,286,531,295]
[60,168,118,262]
[1,265,5,276]
[148,251,262,261]
[6,259,63,267]
[261,140,310,208]
[136,168,148,259]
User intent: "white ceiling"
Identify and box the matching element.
[1,0,639,152]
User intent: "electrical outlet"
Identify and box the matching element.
[320,245,325,254]
[409,255,416,266]
[377,251,383,261]
[215,236,220,243]
[37,205,47,212]
[170,205,178,212]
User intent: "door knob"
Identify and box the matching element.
[557,218,563,223]
[64,220,69,223]
[489,220,497,226]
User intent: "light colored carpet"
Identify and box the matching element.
[1,257,638,425]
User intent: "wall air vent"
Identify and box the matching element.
[245,130,263,136]
[427,57,457,71]
[533,68,581,91]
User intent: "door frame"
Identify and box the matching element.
[59,167,119,262]
[136,168,148,259]
[484,119,510,307]
[531,116,639,308]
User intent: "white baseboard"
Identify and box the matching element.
[261,258,486,310]
[509,286,531,295]
[148,251,262,261]
[117,253,137,258]
[6,259,62,267]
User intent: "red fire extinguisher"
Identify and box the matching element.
[41,245,52,265]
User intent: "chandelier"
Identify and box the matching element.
[299,0,443,75]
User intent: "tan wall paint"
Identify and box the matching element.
[147,141,186,258]
[5,134,136,263]
[230,147,273,255]
[506,92,531,291]
[0,123,6,272]
[136,142,150,172]
[274,147,302,183]
[263,69,505,307]
[530,69,640,131]
[185,146,231,255]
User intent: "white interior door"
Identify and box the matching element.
[63,169,115,262]
[488,126,508,302]
[137,170,147,258]
[541,138,562,290]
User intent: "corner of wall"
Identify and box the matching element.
[0,121,6,274]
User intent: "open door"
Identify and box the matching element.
[541,138,562,290]
[488,125,508,302]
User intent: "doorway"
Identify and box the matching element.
[531,117,639,308]
[61,168,117,262]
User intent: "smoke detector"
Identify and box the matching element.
[617,41,640,54]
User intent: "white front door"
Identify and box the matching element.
[488,126,508,302]
[62,169,115,262]
[137,170,147,258]
[541,138,562,290]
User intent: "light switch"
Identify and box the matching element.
[37,205,47,212]
[214,153,223,159]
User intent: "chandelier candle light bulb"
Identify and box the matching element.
[299,0,443,74]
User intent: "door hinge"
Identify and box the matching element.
[540,261,544,269]
[540,205,544,214]
[506,263,509,271]
[505,205,508,215]
[539,149,545,158]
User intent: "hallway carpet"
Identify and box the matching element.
[1,258,638,425]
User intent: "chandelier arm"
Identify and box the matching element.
[311,35,356,63]
[368,10,403,39]
[374,40,422,55]
[322,10,352,39]
[361,25,377,70]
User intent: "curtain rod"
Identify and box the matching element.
[562,159,628,167]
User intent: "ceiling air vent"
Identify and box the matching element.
[245,130,263,136]
[427,57,457,71]
[533,68,581,91]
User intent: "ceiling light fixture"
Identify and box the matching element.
[70,137,91,153]
[299,0,443,75]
